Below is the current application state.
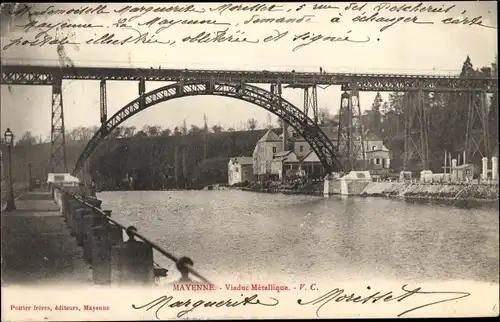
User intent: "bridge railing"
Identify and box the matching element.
[52,185,212,286]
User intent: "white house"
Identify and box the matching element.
[252,129,284,179]
[228,157,254,185]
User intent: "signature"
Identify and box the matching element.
[297,284,471,318]
[132,294,279,319]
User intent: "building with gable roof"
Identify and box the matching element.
[252,129,284,178]
[251,125,392,180]
[228,156,254,185]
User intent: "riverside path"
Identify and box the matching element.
[1,188,91,286]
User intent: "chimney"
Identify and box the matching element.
[282,120,288,151]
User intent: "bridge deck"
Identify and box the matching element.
[1,189,91,286]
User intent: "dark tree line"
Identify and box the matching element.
[358,55,498,171]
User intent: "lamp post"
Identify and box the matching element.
[4,128,16,211]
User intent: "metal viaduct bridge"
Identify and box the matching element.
[1,64,498,181]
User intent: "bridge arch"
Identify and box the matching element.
[73,81,342,175]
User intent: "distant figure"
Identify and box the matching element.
[159,65,161,69]
[319,67,323,74]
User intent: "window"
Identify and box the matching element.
[372,145,376,151]
[272,147,277,153]
[299,145,304,152]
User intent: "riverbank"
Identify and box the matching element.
[241,181,324,196]
[235,180,499,204]
[360,181,499,201]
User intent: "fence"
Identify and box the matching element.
[52,185,212,286]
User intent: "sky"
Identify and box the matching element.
[0,1,497,140]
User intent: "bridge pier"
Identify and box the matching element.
[465,90,491,163]
[403,90,429,170]
[337,88,366,172]
[100,79,107,125]
[139,77,146,109]
[49,76,68,173]
[271,82,290,151]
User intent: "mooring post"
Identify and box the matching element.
[92,222,111,285]
[79,197,103,250]
[82,209,106,264]
[69,202,86,237]
[68,200,85,236]
[63,196,71,222]
[74,208,88,246]
[60,191,68,216]
[92,220,123,285]
[114,226,154,285]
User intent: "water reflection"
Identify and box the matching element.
[99,190,499,284]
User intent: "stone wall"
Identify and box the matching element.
[360,182,499,201]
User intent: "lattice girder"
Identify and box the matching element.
[73,82,341,175]
[1,65,497,92]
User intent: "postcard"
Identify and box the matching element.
[1,2,498,320]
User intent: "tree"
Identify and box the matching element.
[122,126,136,137]
[181,120,188,135]
[246,118,258,131]
[15,131,37,146]
[363,92,384,136]
[276,118,284,128]
[108,127,124,139]
[143,125,162,136]
[227,127,235,132]
[160,128,171,136]
[68,126,95,141]
[381,102,389,115]
[188,124,203,136]
[371,92,383,112]
[318,107,336,126]
[134,130,148,137]
[211,124,223,133]
[173,126,183,136]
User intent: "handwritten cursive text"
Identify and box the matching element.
[292,31,370,51]
[297,284,471,318]
[132,294,279,319]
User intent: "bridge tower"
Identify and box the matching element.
[100,79,107,126]
[270,82,290,150]
[285,84,319,123]
[49,76,68,173]
[464,91,491,163]
[403,90,430,170]
[336,88,366,172]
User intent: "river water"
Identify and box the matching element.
[98,190,499,286]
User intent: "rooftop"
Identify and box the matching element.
[231,157,253,165]
[258,129,281,143]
